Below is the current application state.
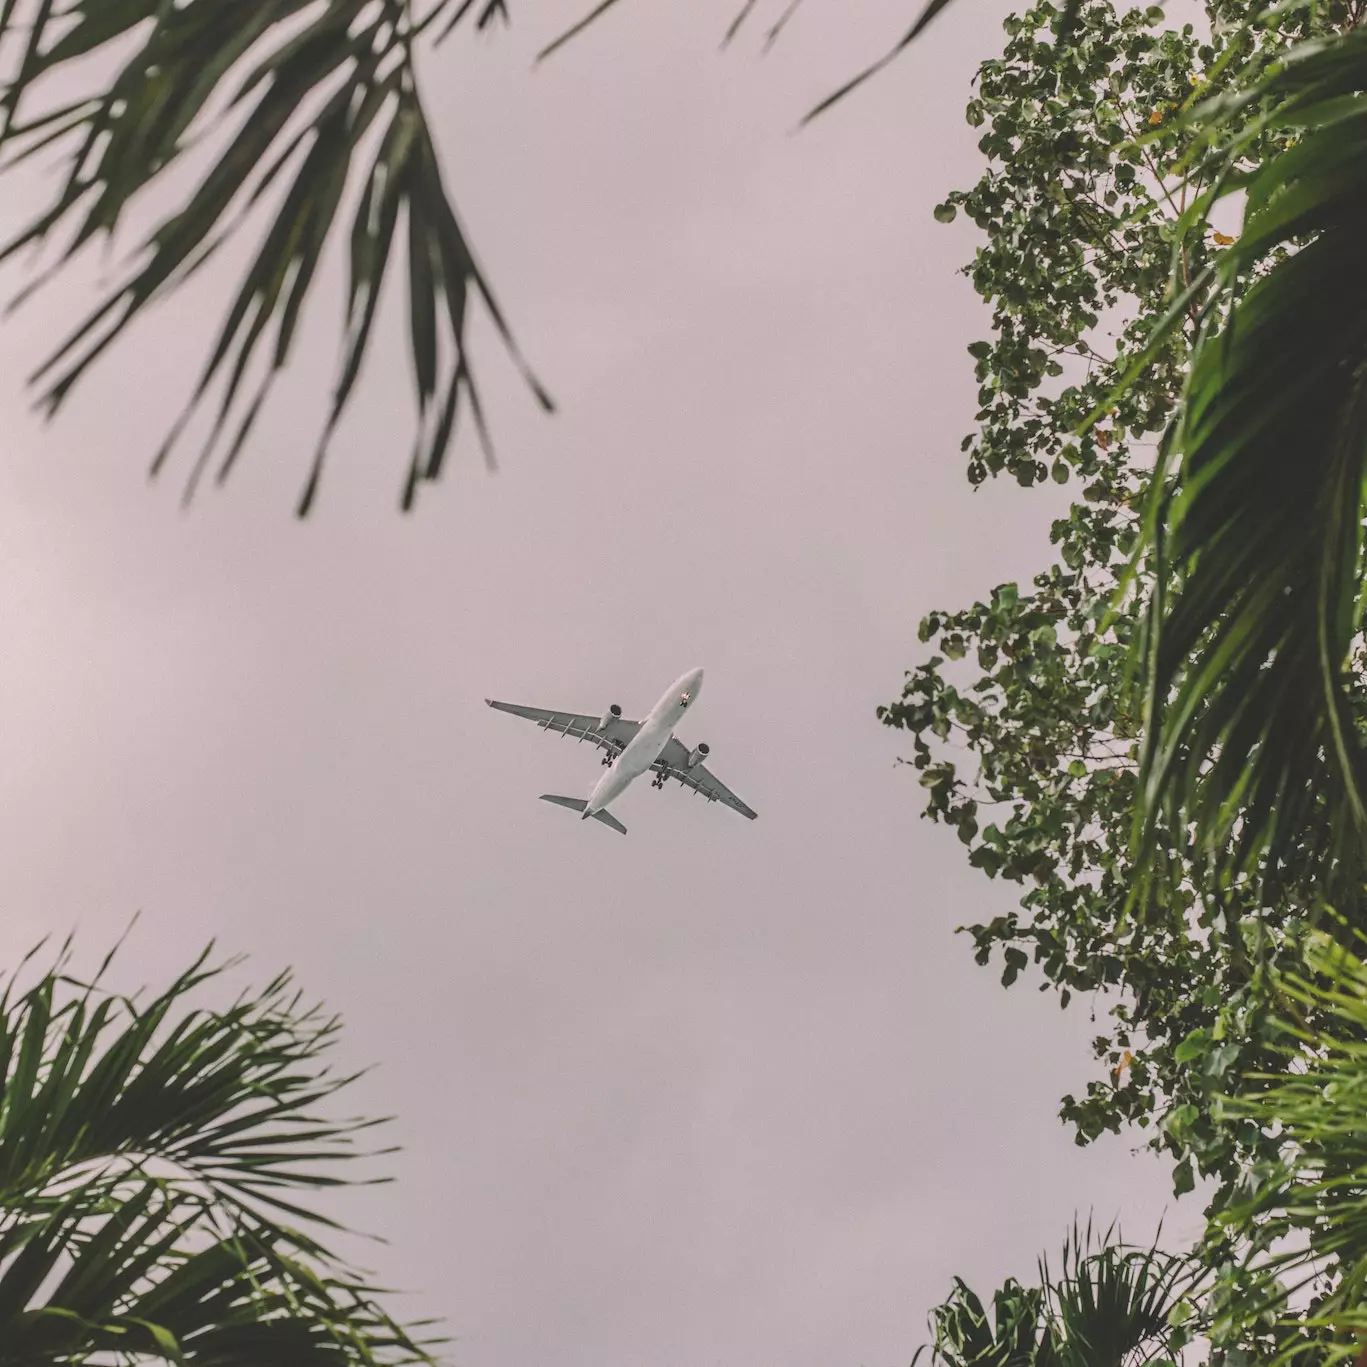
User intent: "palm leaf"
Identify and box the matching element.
[0,935,439,1365]
[1044,1219,1188,1367]
[915,1223,1189,1367]
[1205,927,1367,1367]
[0,0,548,515]
[1123,26,1367,908]
[0,0,1097,514]
[918,1276,1057,1367]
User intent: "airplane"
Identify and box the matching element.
[486,667,757,834]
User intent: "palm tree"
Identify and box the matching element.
[0,0,553,517]
[0,0,883,516]
[914,1223,1190,1367]
[0,0,1004,516]
[1086,11,1367,915]
[0,933,436,1365]
[1204,926,1367,1367]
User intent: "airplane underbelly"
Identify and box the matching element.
[591,765,632,809]
[617,725,669,779]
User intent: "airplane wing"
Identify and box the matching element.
[654,738,758,820]
[486,699,641,757]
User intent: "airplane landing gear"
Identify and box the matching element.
[652,771,667,790]
[601,753,614,767]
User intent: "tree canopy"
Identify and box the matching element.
[892,2,1367,1360]
[881,0,1340,1206]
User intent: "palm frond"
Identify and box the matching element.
[1206,927,1367,1366]
[1126,24,1367,908]
[916,1223,1189,1367]
[0,935,438,1365]
[0,0,549,516]
[920,1276,1057,1367]
[0,0,1094,515]
[1044,1218,1189,1367]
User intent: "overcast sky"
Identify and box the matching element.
[0,3,1193,1364]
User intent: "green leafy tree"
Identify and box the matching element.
[840,0,1367,929]
[0,935,435,1365]
[840,0,1367,1354]
[879,0,1367,1211]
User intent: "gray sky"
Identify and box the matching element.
[0,3,1193,1364]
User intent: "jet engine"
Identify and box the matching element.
[686,742,710,769]
[599,703,623,731]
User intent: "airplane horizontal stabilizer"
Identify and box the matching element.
[539,795,627,835]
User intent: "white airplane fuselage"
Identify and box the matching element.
[584,667,704,819]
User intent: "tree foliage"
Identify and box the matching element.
[879,0,1367,1211]
[0,934,435,1365]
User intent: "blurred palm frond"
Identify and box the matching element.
[0,0,550,515]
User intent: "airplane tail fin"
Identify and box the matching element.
[539,795,627,835]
